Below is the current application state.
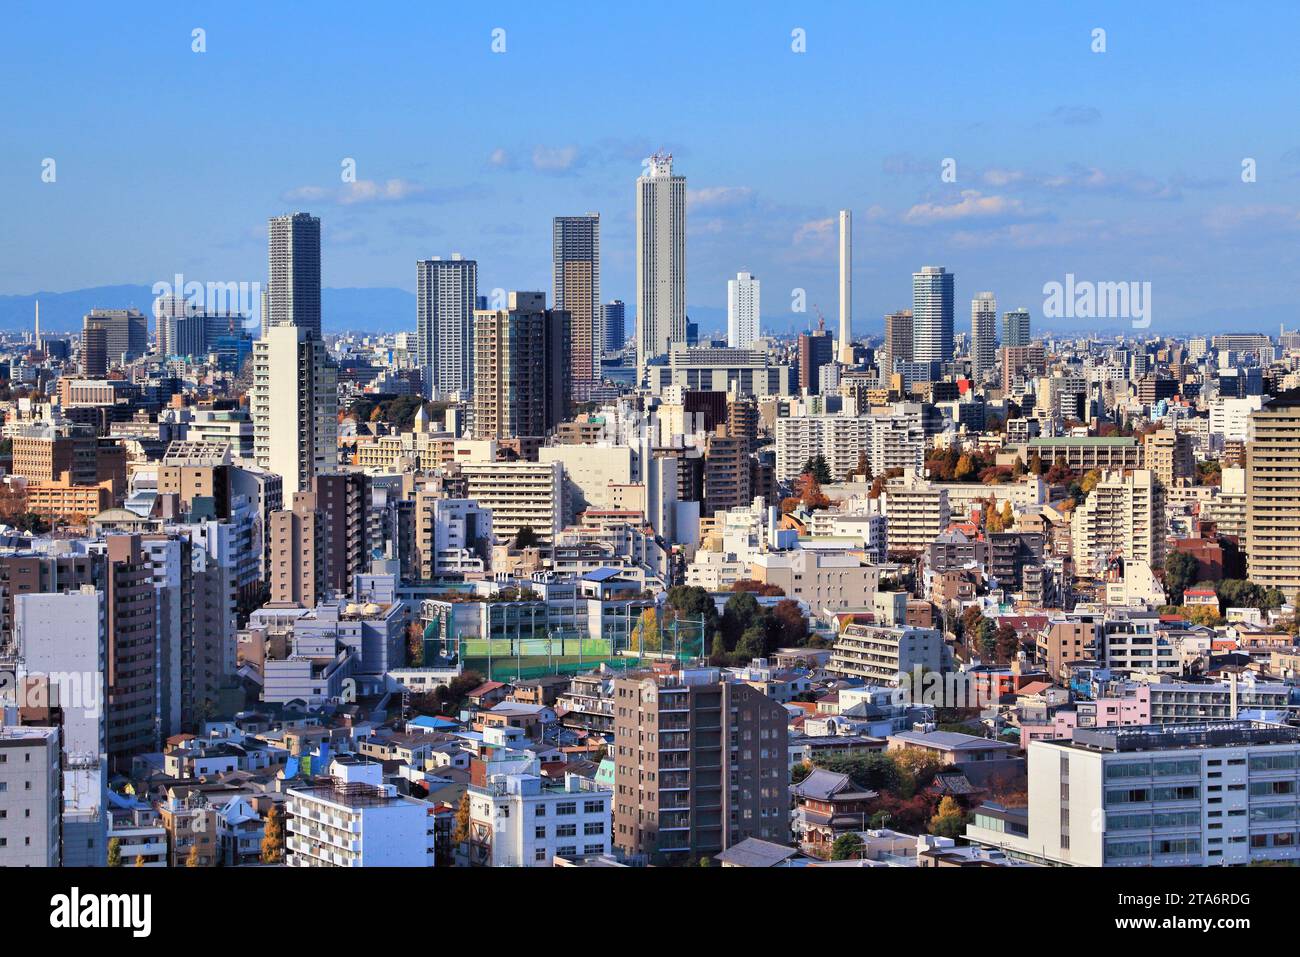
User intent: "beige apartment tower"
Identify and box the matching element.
[251,324,338,495]
[1246,393,1300,592]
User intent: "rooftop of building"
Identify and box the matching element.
[1064,721,1300,754]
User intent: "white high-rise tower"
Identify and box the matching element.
[727,271,760,348]
[838,209,853,363]
[636,152,686,375]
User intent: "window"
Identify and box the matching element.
[584,822,605,836]
[556,824,577,838]
[583,800,604,814]
[556,802,577,816]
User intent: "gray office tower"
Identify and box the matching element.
[416,254,479,398]
[602,300,626,353]
[266,212,322,338]
[912,266,955,362]
[1003,308,1031,348]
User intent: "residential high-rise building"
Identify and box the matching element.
[797,316,834,393]
[266,212,322,338]
[611,669,789,864]
[1143,428,1194,488]
[1070,469,1166,572]
[1246,392,1300,592]
[602,299,625,353]
[882,309,914,373]
[912,266,954,362]
[635,152,686,373]
[472,291,571,441]
[313,472,369,594]
[416,255,478,398]
[727,271,760,348]
[553,215,601,402]
[971,292,998,383]
[268,490,324,608]
[838,209,853,363]
[251,324,339,495]
[104,534,160,766]
[1003,307,1031,348]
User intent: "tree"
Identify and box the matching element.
[720,591,762,650]
[803,455,833,486]
[452,792,471,845]
[261,805,285,864]
[186,843,201,867]
[954,453,976,481]
[770,598,809,647]
[1164,550,1199,607]
[791,762,813,784]
[929,796,966,838]
[994,623,1021,662]
[514,526,540,549]
[830,832,865,861]
[107,838,122,868]
[406,620,426,667]
[794,472,831,511]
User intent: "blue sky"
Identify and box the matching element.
[2,1,1300,335]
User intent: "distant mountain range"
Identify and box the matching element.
[0,286,421,336]
[0,285,1289,339]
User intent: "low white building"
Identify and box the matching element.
[467,765,612,867]
[286,759,434,867]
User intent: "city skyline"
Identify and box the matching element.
[4,3,1300,337]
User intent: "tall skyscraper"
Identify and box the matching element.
[266,212,322,338]
[1246,393,1300,593]
[472,292,572,441]
[838,209,853,363]
[726,271,760,348]
[882,309,914,373]
[251,324,339,495]
[636,152,686,374]
[1003,308,1031,348]
[602,299,626,353]
[416,255,478,398]
[912,266,954,362]
[971,292,998,383]
[553,215,601,402]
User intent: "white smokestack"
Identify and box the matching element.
[838,209,853,363]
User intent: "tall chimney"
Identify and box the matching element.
[837,209,853,363]
[34,299,40,343]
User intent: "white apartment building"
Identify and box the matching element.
[461,460,564,544]
[1070,469,1165,572]
[727,271,760,349]
[882,476,951,556]
[0,724,61,866]
[1209,395,1263,447]
[467,768,612,867]
[829,623,945,685]
[966,723,1300,867]
[286,759,434,867]
[251,324,338,495]
[774,414,870,484]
